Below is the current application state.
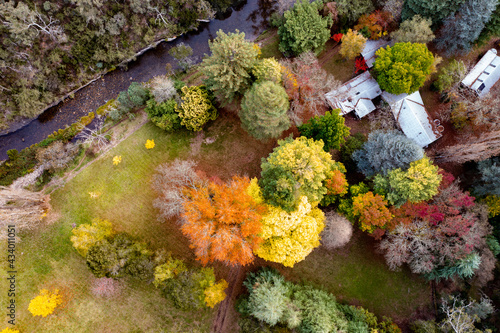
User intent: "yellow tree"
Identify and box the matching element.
[339,29,367,60]
[70,218,113,257]
[352,191,393,233]
[248,179,325,267]
[176,85,218,131]
[28,289,62,317]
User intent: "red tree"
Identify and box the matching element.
[181,176,266,266]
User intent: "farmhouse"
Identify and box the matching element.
[382,91,442,148]
[461,48,500,97]
[325,71,381,118]
[325,71,442,147]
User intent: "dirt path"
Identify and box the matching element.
[211,266,247,333]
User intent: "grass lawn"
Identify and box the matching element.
[277,231,432,323]
[1,107,431,332]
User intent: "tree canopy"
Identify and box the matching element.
[298,110,351,152]
[373,42,434,95]
[200,29,259,103]
[278,0,332,56]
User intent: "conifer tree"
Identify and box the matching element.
[401,0,467,26]
[240,80,290,140]
[435,0,498,55]
[200,29,260,103]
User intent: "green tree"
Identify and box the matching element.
[258,166,300,212]
[298,110,351,152]
[278,0,332,56]
[200,29,259,103]
[374,157,442,206]
[373,42,434,95]
[240,80,290,140]
[145,99,181,132]
[336,0,375,23]
[474,157,500,197]
[391,15,435,44]
[176,85,218,131]
[401,0,467,26]
[435,0,498,56]
[339,29,367,60]
[261,136,338,203]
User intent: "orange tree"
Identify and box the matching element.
[352,191,393,235]
[181,176,267,266]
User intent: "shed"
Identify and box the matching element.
[382,91,442,147]
[361,39,393,68]
[461,49,500,97]
[324,71,382,118]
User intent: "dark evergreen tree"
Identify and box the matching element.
[298,110,350,152]
[401,0,467,26]
[474,157,500,196]
[258,166,300,212]
[435,0,497,55]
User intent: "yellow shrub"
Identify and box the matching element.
[28,289,62,317]
[204,279,228,308]
[145,139,155,149]
[70,218,113,257]
[0,328,20,333]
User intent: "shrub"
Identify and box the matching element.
[320,211,353,250]
[148,75,178,103]
[373,42,434,95]
[176,85,218,131]
[0,328,20,333]
[117,82,149,115]
[145,98,182,131]
[91,277,123,298]
[70,218,114,257]
[6,149,18,161]
[86,233,153,280]
[473,157,500,196]
[278,0,332,56]
[340,133,366,172]
[240,80,290,140]
[36,141,79,172]
[28,289,62,317]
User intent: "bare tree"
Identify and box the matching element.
[1,2,66,44]
[440,295,494,333]
[432,130,500,163]
[0,187,50,238]
[76,119,110,153]
[320,211,353,250]
[148,75,178,103]
[281,52,341,125]
[36,141,79,172]
[152,159,205,222]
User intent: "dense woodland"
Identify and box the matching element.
[1,0,500,332]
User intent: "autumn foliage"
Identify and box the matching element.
[181,176,266,266]
[352,191,393,234]
[28,289,62,317]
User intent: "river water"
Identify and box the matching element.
[0,0,275,160]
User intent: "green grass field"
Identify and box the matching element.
[1,109,431,332]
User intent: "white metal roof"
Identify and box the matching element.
[461,49,500,97]
[324,71,382,118]
[382,91,442,147]
[361,39,393,68]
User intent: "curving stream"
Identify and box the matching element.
[0,0,275,160]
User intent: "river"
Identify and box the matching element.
[0,0,275,160]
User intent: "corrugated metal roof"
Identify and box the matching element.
[382,91,442,147]
[462,49,500,96]
[361,39,393,68]
[324,71,381,117]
